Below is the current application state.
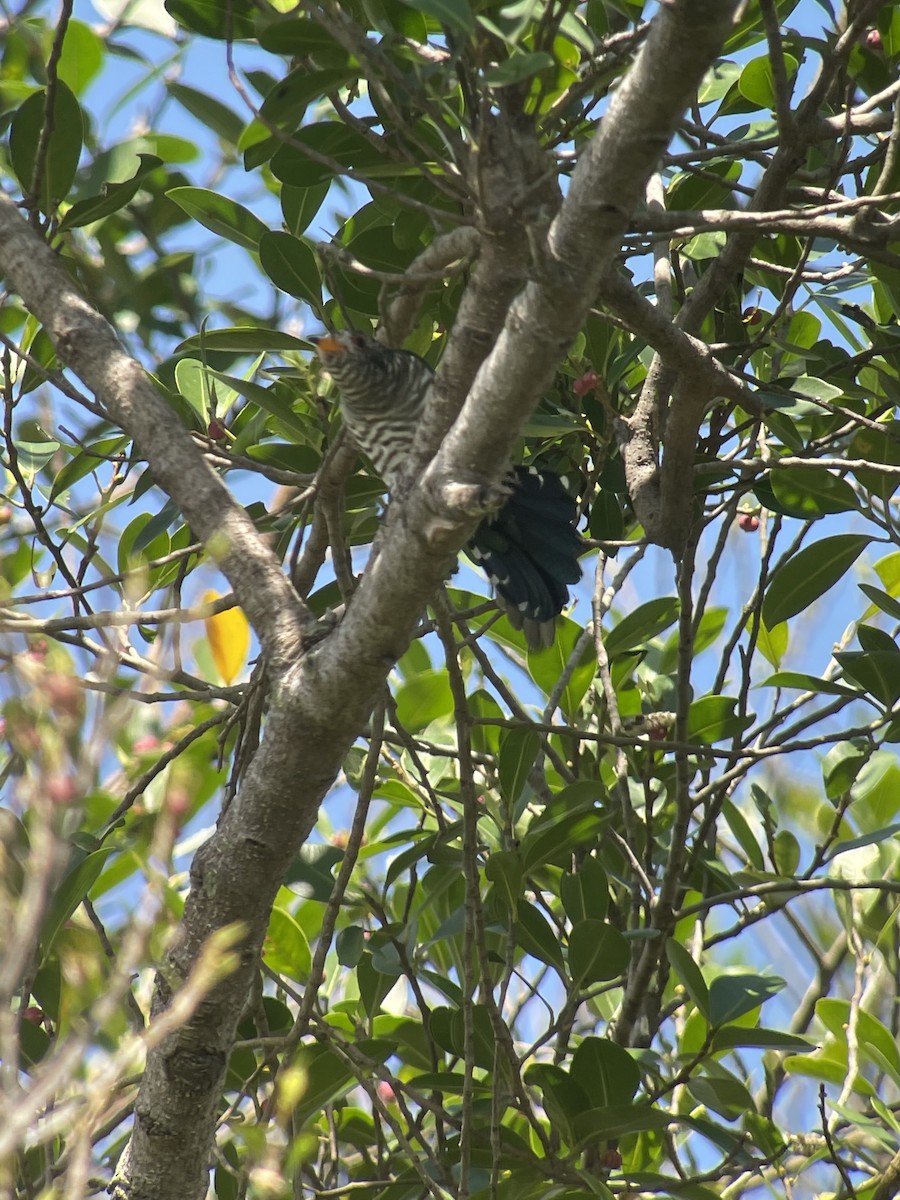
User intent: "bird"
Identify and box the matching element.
[310,329,583,649]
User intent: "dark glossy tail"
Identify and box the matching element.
[468,466,583,650]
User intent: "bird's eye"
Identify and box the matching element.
[351,332,368,350]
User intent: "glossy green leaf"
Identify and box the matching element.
[394,670,454,733]
[711,1027,813,1052]
[175,327,309,355]
[39,845,113,961]
[568,920,629,985]
[848,421,900,495]
[167,82,244,145]
[291,1043,356,1124]
[259,231,323,311]
[560,857,609,924]
[59,154,162,230]
[516,903,566,974]
[571,1036,640,1108]
[520,808,605,872]
[761,670,860,697]
[282,183,332,237]
[687,695,753,744]
[523,1063,587,1141]
[687,1074,755,1121]
[164,0,256,39]
[263,907,311,980]
[769,467,857,518]
[484,849,523,914]
[58,20,104,95]
[167,187,268,252]
[667,938,711,1019]
[397,0,475,33]
[572,1103,672,1145]
[762,534,870,627]
[835,651,900,706]
[336,925,365,967]
[9,81,83,211]
[709,974,784,1027]
[498,727,539,805]
[604,597,680,657]
[483,51,554,86]
[860,583,900,621]
[823,740,870,799]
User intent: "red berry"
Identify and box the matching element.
[866,29,882,49]
[738,513,760,532]
[601,1148,622,1169]
[376,1080,397,1103]
[208,418,227,441]
[573,370,601,396]
[22,1006,44,1025]
[47,776,77,806]
[0,506,12,525]
[133,735,161,754]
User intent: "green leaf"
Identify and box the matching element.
[259,231,322,311]
[59,154,162,230]
[164,0,256,40]
[709,974,784,1027]
[762,534,870,627]
[57,20,104,96]
[9,81,84,212]
[686,1074,755,1121]
[396,0,475,33]
[687,695,753,744]
[520,807,605,872]
[822,740,870,799]
[604,597,680,657]
[167,186,269,252]
[336,926,365,967]
[572,1103,672,1145]
[666,938,711,1019]
[848,421,900,495]
[208,372,311,441]
[568,920,629,985]
[835,651,900,706]
[263,907,311,981]
[559,857,609,924]
[394,670,454,733]
[860,583,900,621]
[571,1036,640,1108]
[524,1063,588,1142]
[516,903,566,975]
[769,467,857,518]
[525,617,595,719]
[711,1027,813,1052]
[292,1043,355,1124]
[721,799,764,871]
[484,849,523,914]
[166,82,244,145]
[49,435,130,503]
[282,183,331,237]
[760,670,860,697]
[357,951,395,1017]
[483,51,554,86]
[39,845,113,961]
[498,727,539,805]
[175,327,309,355]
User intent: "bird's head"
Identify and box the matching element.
[309,330,420,410]
[309,329,385,377]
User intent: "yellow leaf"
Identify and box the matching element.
[203,590,249,684]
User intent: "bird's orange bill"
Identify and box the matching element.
[311,335,345,355]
